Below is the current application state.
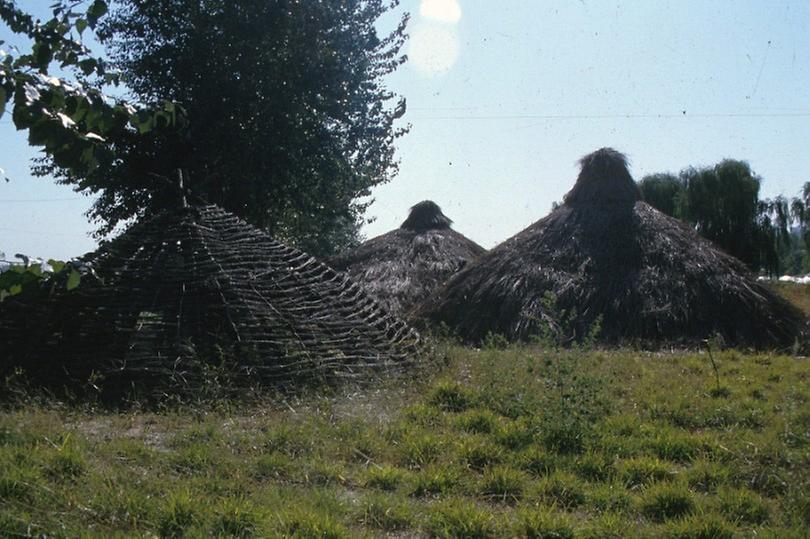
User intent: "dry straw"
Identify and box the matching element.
[329,200,485,315]
[416,148,807,350]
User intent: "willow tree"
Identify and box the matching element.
[40,0,410,256]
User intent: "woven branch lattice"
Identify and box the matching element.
[0,205,422,397]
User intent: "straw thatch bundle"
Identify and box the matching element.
[329,201,485,314]
[0,205,421,397]
[416,148,807,350]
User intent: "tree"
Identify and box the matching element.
[1,0,180,299]
[0,0,178,177]
[40,0,410,256]
[677,160,764,269]
[638,172,684,217]
[637,159,810,275]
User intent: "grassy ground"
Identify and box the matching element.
[771,282,810,316]
[1,344,809,538]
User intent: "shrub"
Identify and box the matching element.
[536,472,587,509]
[641,484,695,521]
[455,410,498,434]
[686,460,729,493]
[355,494,412,531]
[493,419,535,451]
[575,451,615,481]
[429,382,475,412]
[617,457,675,488]
[717,487,769,525]
[411,464,461,497]
[426,499,496,539]
[157,491,198,537]
[400,433,442,468]
[519,508,576,539]
[661,514,735,539]
[457,438,502,471]
[170,445,213,475]
[518,447,557,477]
[479,466,526,502]
[587,483,631,513]
[648,431,702,463]
[364,466,407,491]
[254,453,291,480]
[541,422,587,455]
[46,445,86,481]
[212,499,261,537]
[278,510,348,539]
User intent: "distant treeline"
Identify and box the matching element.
[639,160,810,276]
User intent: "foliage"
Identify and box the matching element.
[0,1,181,177]
[638,172,684,217]
[639,162,809,274]
[0,254,81,301]
[37,0,411,256]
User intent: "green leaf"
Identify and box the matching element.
[78,58,97,76]
[76,18,88,36]
[32,42,53,69]
[66,269,81,291]
[87,0,108,28]
[47,259,66,273]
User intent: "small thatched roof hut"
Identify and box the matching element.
[416,148,807,350]
[328,200,485,314]
[0,205,421,398]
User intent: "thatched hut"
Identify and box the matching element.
[328,200,485,314]
[416,148,807,350]
[0,205,421,398]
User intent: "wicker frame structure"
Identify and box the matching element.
[0,205,421,397]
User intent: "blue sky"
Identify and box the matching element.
[2,0,810,259]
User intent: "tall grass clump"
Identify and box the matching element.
[426,499,496,539]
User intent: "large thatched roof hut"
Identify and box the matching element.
[416,148,807,350]
[0,205,421,398]
[329,200,485,314]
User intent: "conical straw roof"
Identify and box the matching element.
[416,149,807,350]
[0,205,421,398]
[329,200,485,314]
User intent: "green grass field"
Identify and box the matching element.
[772,283,810,317]
[1,343,808,538]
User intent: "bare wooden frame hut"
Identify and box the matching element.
[0,205,421,398]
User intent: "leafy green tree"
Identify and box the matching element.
[638,173,684,217]
[1,0,184,298]
[640,160,796,274]
[39,0,410,256]
[0,0,178,177]
[678,160,764,269]
[790,182,810,271]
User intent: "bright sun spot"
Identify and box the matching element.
[408,24,460,76]
[419,0,462,24]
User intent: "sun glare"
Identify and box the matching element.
[419,0,462,24]
[408,23,460,76]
